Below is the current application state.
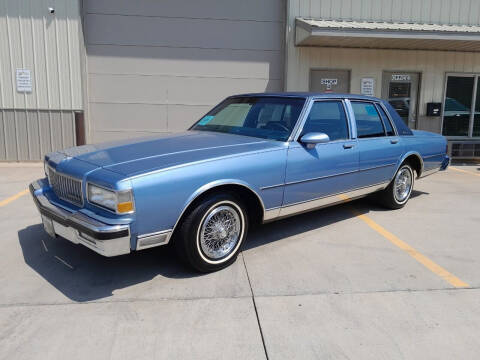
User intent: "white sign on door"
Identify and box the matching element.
[320,78,338,90]
[360,78,375,96]
[391,74,411,81]
[16,69,32,93]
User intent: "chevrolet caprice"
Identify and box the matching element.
[30,93,449,272]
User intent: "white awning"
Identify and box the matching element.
[296,18,480,51]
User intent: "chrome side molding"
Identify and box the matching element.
[264,182,389,222]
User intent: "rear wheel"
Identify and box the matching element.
[377,163,414,209]
[175,193,248,272]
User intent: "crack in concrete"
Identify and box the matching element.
[241,252,269,360]
[0,286,479,309]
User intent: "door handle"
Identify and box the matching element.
[390,139,399,144]
[343,144,355,149]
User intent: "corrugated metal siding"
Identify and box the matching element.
[0,110,76,160]
[292,0,480,25]
[0,0,83,161]
[0,0,83,110]
[84,0,285,142]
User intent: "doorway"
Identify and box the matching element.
[442,74,480,137]
[310,69,350,93]
[381,71,420,129]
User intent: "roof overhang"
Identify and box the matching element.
[296,18,480,51]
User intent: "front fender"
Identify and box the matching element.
[129,148,287,239]
[172,178,267,234]
[184,179,266,215]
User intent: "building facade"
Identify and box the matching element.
[1,0,480,160]
[286,0,480,158]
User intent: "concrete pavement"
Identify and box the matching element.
[0,162,479,359]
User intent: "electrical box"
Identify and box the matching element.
[426,102,442,116]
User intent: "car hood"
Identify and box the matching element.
[58,131,284,177]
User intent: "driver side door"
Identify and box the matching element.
[280,99,359,216]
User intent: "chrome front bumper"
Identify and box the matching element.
[30,180,131,257]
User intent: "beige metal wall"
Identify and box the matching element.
[288,0,480,25]
[84,0,285,142]
[0,0,83,160]
[286,0,480,133]
[290,47,480,132]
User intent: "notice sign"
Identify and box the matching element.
[392,74,411,81]
[16,69,32,92]
[320,78,338,90]
[361,78,375,96]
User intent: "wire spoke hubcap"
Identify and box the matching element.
[200,205,241,260]
[394,167,412,202]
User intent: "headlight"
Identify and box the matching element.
[87,184,134,214]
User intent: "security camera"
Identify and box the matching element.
[48,7,55,14]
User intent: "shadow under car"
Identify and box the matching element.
[18,191,428,302]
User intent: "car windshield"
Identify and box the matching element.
[190,96,306,141]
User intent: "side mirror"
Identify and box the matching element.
[300,132,330,149]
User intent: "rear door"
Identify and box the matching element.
[350,100,403,188]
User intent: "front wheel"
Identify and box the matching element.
[175,193,248,272]
[377,163,414,209]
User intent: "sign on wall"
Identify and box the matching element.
[391,74,411,81]
[360,78,375,96]
[320,78,338,90]
[16,69,32,93]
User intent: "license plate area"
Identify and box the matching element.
[41,215,56,238]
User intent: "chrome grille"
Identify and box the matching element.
[47,167,83,206]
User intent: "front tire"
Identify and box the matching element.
[175,193,248,272]
[378,163,414,209]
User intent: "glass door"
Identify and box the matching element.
[474,81,480,137]
[442,75,475,137]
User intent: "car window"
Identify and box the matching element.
[208,103,252,127]
[376,104,395,136]
[191,97,305,141]
[301,101,349,141]
[352,102,386,138]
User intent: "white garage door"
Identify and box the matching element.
[84,0,285,142]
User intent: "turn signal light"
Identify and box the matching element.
[117,201,134,213]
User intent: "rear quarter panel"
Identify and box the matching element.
[130,147,287,237]
[400,132,447,173]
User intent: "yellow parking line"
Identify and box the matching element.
[0,189,29,207]
[338,194,470,288]
[450,166,480,177]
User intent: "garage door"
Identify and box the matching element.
[84,0,285,142]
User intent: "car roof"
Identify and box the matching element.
[231,92,381,102]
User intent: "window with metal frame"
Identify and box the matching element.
[442,75,474,137]
[442,74,480,138]
[351,101,386,138]
[375,103,395,136]
[301,100,349,141]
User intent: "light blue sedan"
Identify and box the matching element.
[30,93,449,272]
